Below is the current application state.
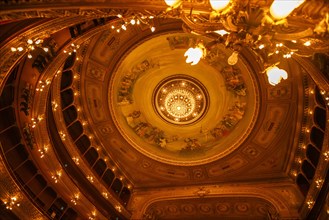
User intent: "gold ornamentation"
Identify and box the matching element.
[153,75,208,125]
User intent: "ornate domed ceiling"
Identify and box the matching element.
[106,32,259,165]
[0,1,329,220]
[75,17,308,189]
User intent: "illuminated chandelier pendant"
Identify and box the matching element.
[153,75,209,125]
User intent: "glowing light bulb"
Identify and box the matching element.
[214,29,229,36]
[227,51,239,65]
[270,0,305,20]
[303,41,311,46]
[266,65,288,86]
[210,0,231,11]
[184,46,204,65]
[164,0,181,7]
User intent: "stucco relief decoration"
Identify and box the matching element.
[144,197,280,219]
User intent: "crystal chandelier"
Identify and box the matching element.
[164,0,329,86]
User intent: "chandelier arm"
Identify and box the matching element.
[180,13,228,34]
[272,28,314,41]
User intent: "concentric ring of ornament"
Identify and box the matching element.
[153,75,209,125]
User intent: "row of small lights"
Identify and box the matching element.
[64,43,80,56]
[111,14,156,33]
[8,3,326,217]
[11,38,49,59]
[37,79,51,91]
[257,40,311,59]
[3,196,20,210]
[24,46,129,203]
[49,168,98,215]
[68,61,132,189]
[49,168,119,219]
[41,64,133,210]
[10,32,131,216]
[11,39,80,60]
[290,87,329,210]
[8,32,124,218]
[19,66,91,214]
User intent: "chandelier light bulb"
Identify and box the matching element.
[27,39,33,44]
[130,19,136,25]
[227,51,239,65]
[184,46,204,65]
[270,0,305,20]
[266,66,288,86]
[303,40,311,46]
[164,0,181,7]
[258,44,265,49]
[209,0,231,11]
[214,29,229,36]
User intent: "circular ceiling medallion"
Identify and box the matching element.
[153,75,209,125]
[107,32,260,165]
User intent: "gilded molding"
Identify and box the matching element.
[130,183,302,219]
[0,16,90,92]
[0,148,46,219]
[30,21,133,218]
[293,56,329,92]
